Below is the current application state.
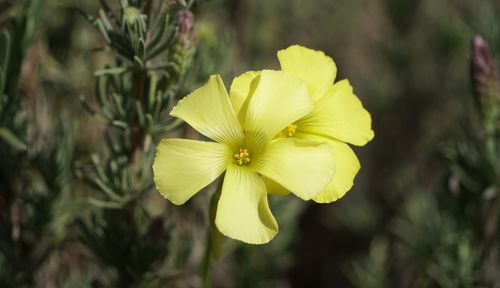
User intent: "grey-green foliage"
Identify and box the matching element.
[0,1,79,287]
[76,0,196,286]
[0,0,38,151]
[349,33,500,288]
[348,237,390,288]
[393,193,482,287]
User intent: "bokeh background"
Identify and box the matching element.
[1,0,499,287]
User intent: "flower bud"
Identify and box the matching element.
[176,9,195,47]
[471,35,498,99]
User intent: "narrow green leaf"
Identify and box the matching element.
[96,74,108,106]
[138,38,146,60]
[147,72,158,111]
[111,93,126,117]
[0,127,27,151]
[136,100,145,127]
[152,118,183,135]
[108,31,135,60]
[99,9,113,31]
[96,19,111,44]
[92,177,122,201]
[90,153,108,182]
[111,120,129,130]
[145,28,176,62]
[88,198,123,209]
[133,55,144,68]
[145,114,154,131]
[147,14,168,54]
[147,62,174,71]
[0,30,11,94]
[94,66,129,76]
[120,167,130,194]
[79,95,97,115]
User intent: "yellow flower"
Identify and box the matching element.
[153,70,335,244]
[231,45,374,203]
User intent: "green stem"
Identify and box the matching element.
[201,233,212,288]
[201,176,224,288]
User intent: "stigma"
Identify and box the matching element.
[233,148,251,166]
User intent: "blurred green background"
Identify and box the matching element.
[1,0,500,287]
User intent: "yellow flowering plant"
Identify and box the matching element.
[153,70,336,244]
[231,45,374,203]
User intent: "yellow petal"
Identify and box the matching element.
[215,165,278,244]
[277,45,337,101]
[294,133,361,203]
[153,139,231,205]
[298,79,374,146]
[255,138,335,201]
[245,70,313,148]
[171,75,244,147]
[263,176,290,196]
[229,71,261,122]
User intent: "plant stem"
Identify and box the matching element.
[201,177,224,288]
[201,231,212,288]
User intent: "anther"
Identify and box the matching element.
[287,124,297,137]
[233,148,251,166]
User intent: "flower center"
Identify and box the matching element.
[233,148,251,166]
[287,124,297,137]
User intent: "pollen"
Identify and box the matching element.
[233,148,251,166]
[287,124,297,137]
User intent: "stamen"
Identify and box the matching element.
[233,148,251,166]
[287,124,297,137]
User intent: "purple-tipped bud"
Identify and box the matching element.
[471,35,498,98]
[176,10,194,34]
[176,10,195,47]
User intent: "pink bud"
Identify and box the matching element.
[175,9,195,49]
[176,10,194,35]
[471,35,498,97]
